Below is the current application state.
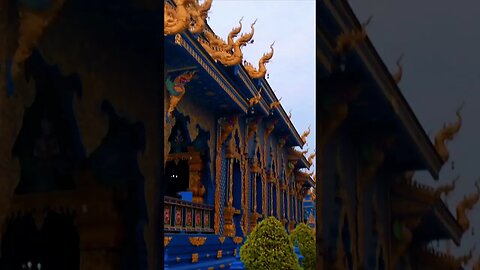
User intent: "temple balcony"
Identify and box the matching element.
[164,196,214,234]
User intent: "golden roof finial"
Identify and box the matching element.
[227,17,243,49]
[434,102,464,163]
[456,179,480,231]
[308,149,316,165]
[434,175,459,198]
[335,15,372,54]
[244,42,275,79]
[393,54,404,84]
[248,89,262,107]
[269,97,282,110]
[301,125,311,144]
[189,0,213,34]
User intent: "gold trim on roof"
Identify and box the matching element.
[244,42,275,79]
[301,126,311,144]
[456,180,480,231]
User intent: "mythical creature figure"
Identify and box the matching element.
[434,175,459,198]
[434,103,464,162]
[164,0,212,36]
[269,98,282,110]
[335,16,372,54]
[456,180,480,231]
[165,71,196,117]
[199,18,255,66]
[307,150,316,164]
[248,89,262,107]
[244,42,275,79]
[393,54,404,84]
[301,125,311,144]
[219,116,238,144]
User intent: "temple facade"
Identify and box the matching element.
[163,0,315,269]
[315,1,477,270]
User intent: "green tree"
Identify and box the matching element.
[290,223,316,270]
[240,217,301,270]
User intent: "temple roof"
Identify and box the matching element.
[316,0,443,179]
[391,181,463,245]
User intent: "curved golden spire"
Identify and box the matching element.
[434,175,459,198]
[434,103,464,162]
[244,42,275,79]
[236,19,256,47]
[227,17,243,48]
[301,125,311,144]
[393,54,403,84]
[335,15,372,54]
[456,180,480,231]
[308,150,316,164]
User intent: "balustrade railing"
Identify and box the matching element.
[164,196,214,233]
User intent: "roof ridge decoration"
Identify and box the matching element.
[9,0,65,88]
[269,97,282,110]
[301,125,311,144]
[247,88,262,107]
[393,54,404,84]
[244,42,275,79]
[198,18,256,66]
[307,149,316,165]
[456,179,480,231]
[335,15,372,54]
[434,102,464,163]
[433,175,459,199]
[164,0,212,36]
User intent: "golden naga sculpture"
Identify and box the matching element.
[165,71,197,117]
[307,150,316,164]
[433,175,459,198]
[301,125,311,144]
[393,54,404,84]
[11,0,65,80]
[199,18,256,66]
[244,42,275,79]
[335,15,372,54]
[164,0,213,36]
[434,103,464,162]
[456,180,480,231]
[248,89,262,107]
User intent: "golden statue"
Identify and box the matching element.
[301,125,311,144]
[335,15,372,54]
[269,98,282,110]
[434,103,463,162]
[433,175,459,198]
[164,0,212,36]
[244,42,275,79]
[456,180,480,231]
[393,54,403,84]
[165,71,197,117]
[248,89,262,107]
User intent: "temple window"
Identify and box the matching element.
[165,160,190,198]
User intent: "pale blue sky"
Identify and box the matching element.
[206,0,316,172]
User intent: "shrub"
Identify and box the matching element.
[290,223,316,270]
[240,217,301,270]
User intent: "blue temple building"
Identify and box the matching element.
[303,190,316,229]
[163,1,315,269]
[315,1,477,270]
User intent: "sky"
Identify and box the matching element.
[206,0,316,173]
[348,0,480,265]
